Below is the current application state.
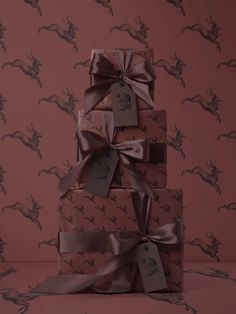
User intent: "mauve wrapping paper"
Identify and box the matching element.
[58,188,183,292]
[89,48,155,110]
[77,109,167,188]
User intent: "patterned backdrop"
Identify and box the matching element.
[0,0,236,263]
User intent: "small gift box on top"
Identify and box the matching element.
[85,48,156,128]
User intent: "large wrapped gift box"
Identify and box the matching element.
[58,188,183,292]
[86,48,155,111]
[77,109,167,189]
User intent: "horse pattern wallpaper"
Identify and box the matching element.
[0,1,236,313]
[0,0,235,287]
[0,0,236,263]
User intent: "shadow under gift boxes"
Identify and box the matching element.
[57,188,183,292]
[76,109,167,193]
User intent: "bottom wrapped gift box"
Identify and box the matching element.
[50,188,184,294]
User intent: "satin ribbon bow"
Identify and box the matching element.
[30,192,183,295]
[58,113,154,198]
[84,50,156,113]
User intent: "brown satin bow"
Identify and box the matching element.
[85,50,156,112]
[58,115,154,198]
[30,192,183,295]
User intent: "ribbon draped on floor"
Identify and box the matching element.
[58,111,154,198]
[84,49,156,112]
[30,192,183,295]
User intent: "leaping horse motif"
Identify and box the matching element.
[181,16,221,51]
[110,17,149,47]
[181,159,221,194]
[38,89,78,122]
[155,53,186,87]
[2,52,42,87]
[185,231,221,261]
[2,124,42,159]
[38,17,78,52]
[38,159,73,180]
[2,196,42,230]
[182,89,222,123]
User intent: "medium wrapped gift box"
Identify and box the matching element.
[77,109,167,191]
[85,48,156,113]
[57,188,183,292]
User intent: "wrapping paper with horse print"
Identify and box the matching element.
[88,48,155,110]
[57,188,183,292]
[77,109,167,188]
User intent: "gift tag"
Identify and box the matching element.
[111,81,138,127]
[84,149,119,198]
[135,241,167,292]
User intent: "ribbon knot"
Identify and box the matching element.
[141,235,149,243]
[109,143,118,151]
[118,72,125,81]
[58,115,154,198]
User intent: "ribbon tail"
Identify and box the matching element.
[58,155,91,199]
[103,264,133,293]
[30,274,99,295]
[30,252,133,295]
[84,79,116,113]
[125,77,154,109]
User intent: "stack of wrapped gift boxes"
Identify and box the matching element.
[33,48,184,294]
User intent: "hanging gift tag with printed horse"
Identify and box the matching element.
[135,241,167,292]
[84,149,119,198]
[111,81,138,127]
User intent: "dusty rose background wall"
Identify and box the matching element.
[0,0,236,262]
